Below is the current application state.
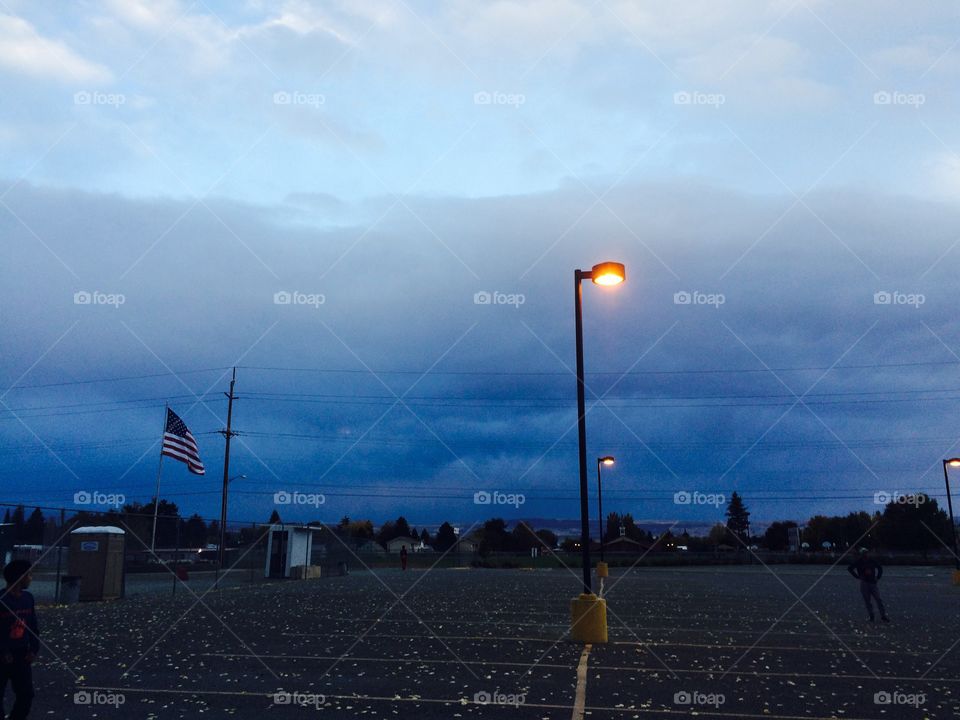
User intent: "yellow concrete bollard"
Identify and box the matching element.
[952,569,960,586]
[570,593,608,643]
[596,562,609,578]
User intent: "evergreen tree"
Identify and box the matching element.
[604,512,622,543]
[479,518,509,555]
[11,506,25,543]
[433,522,457,552]
[376,521,396,546]
[877,494,951,555]
[708,523,728,547]
[206,520,220,546]
[725,492,750,546]
[24,508,45,545]
[535,528,558,549]
[183,514,208,547]
[763,521,797,551]
[394,516,411,538]
[510,522,537,552]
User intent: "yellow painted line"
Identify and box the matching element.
[571,643,591,720]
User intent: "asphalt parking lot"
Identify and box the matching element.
[23,563,960,718]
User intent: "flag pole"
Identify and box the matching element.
[150,403,168,553]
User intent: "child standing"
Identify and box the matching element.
[847,549,889,623]
[0,560,39,719]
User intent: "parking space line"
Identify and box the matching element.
[572,644,591,720]
[279,631,935,655]
[283,614,910,639]
[74,685,892,719]
[200,652,960,681]
[281,623,928,657]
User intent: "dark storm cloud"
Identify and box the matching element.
[2,177,959,527]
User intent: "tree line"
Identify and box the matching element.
[3,488,955,557]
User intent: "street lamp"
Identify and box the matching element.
[597,456,615,564]
[941,459,960,573]
[571,261,625,644]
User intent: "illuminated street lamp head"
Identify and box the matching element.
[591,261,625,286]
[947,458,960,467]
[599,456,615,466]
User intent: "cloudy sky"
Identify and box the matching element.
[2,0,960,531]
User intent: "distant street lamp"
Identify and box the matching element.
[941,459,960,571]
[570,261,625,644]
[597,456,615,562]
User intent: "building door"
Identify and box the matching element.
[269,530,288,578]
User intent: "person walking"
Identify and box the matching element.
[847,549,889,623]
[1,560,39,719]
[400,545,408,571]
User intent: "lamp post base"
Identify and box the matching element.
[570,593,608,643]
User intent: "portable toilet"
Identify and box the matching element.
[0,524,13,566]
[264,525,316,578]
[68,526,125,601]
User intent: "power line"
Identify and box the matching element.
[0,394,211,414]
[0,399,223,422]
[3,358,959,395]
[3,367,232,391]
[237,392,960,409]
[9,383,960,419]
[239,359,960,377]
[244,386,960,401]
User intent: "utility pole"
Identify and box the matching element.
[216,368,238,585]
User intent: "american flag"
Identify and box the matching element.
[161,407,205,475]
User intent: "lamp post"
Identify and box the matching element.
[941,459,960,572]
[570,261,624,644]
[597,456,615,562]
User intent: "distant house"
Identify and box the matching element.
[356,540,384,555]
[455,537,479,554]
[385,536,420,554]
[413,540,434,553]
[591,536,652,554]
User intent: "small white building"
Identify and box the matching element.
[264,525,322,578]
[385,536,420,554]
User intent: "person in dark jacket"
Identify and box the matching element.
[1,560,39,719]
[399,545,408,571]
[847,549,889,623]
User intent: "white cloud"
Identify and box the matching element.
[927,151,960,199]
[444,0,597,64]
[101,0,177,29]
[677,34,837,108]
[0,13,112,83]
